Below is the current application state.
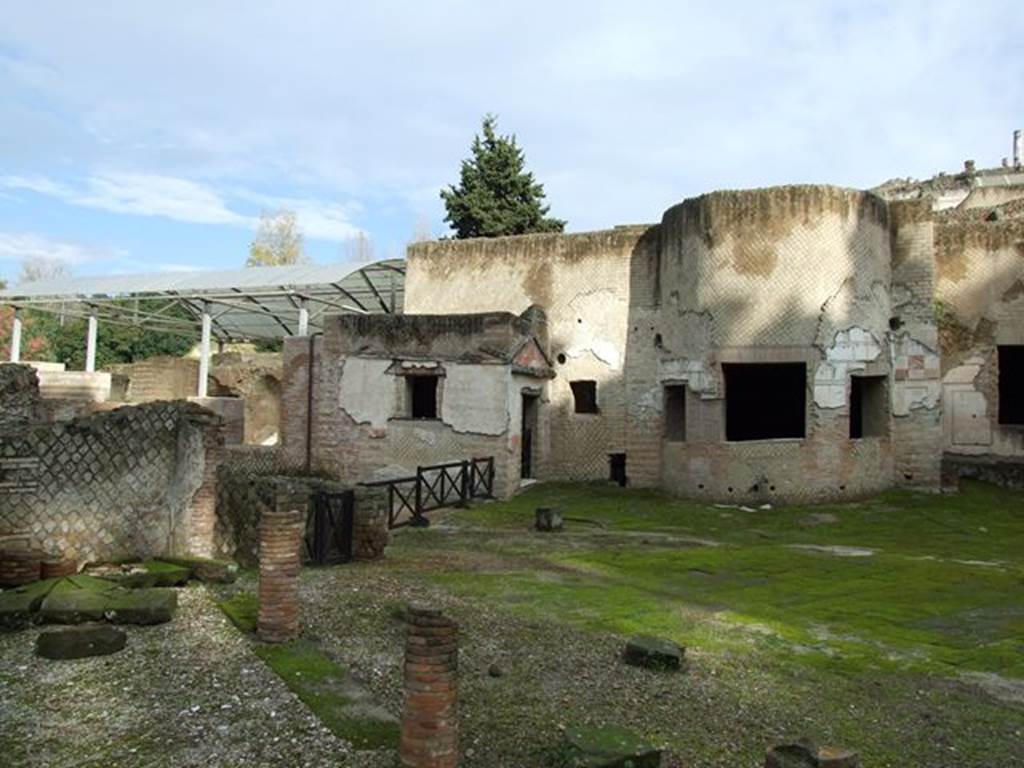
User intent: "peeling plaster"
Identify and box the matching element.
[440,364,510,436]
[813,327,883,408]
[564,339,620,368]
[338,358,394,429]
[660,358,718,398]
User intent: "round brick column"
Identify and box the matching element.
[399,604,459,768]
[257,509,303,643]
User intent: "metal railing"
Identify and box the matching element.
[362,456,495,528]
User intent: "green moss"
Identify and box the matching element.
[423,480,1024,679]
[217,592,259,633]
[253,641,399,750]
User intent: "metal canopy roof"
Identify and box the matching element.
[0,259,405,341]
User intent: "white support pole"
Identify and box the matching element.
[85,315,98,372]
[297,301,309,336]
[198,306,211,398]
[9,310,22,363]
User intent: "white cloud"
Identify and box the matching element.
[1,173,364,242]
[72,172,250,225]
[0,1,1021,241]
[0,231,124,265]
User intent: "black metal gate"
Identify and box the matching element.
[362,456,495,529]
[305,490,354,565]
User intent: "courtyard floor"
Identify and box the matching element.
[2,480,1022,766]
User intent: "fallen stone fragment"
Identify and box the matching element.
[105,588,178,625]
[535,507,564,532]
[764,740,861,768]
[0,577,59,630]
[765,741,818,768]
[158,555,238,583]
[562,724,661,767]
[37,575,177,625]
[36,624,126,660]
[623,635,684,671]
[817,746,861,768]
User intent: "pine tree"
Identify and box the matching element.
[441,115,565,239]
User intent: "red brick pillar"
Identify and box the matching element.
[400,605,459,768]
[257,509,303,642]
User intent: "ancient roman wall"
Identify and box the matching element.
[278,314,547,499]
[0,401,224,563]
[935,210,1024,460]
[406,227,661,485]
[650,186,906,502]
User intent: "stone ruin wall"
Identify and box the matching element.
[279,317,532,499]
[406,187,944,502]
[214,450,388,567]
[110,352,282,445]
[653,186,907,501]
[407,227,661,486]
[0,399,223,564]
[935,209,1024,460]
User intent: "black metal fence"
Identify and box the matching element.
[362,456,495,529]
[304,489,354,565]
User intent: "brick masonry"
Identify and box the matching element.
[0,400,224,563]
[257,508,303,643]
[400,605,459,768]
[215,454,389,568]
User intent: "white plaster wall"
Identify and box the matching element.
[338,357,394,430]
[441,363,510,436]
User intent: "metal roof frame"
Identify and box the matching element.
[0,259,405,341]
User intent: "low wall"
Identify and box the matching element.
[943,453,1024,490]
[215,457,387,567]
[0,364,43,430]
[0,401,224,563]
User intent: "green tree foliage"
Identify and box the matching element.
[440,115,565,239]
[26,303,194,369]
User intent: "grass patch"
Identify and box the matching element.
[417,479,1024,678]
[217,592,258,633]
[253,640,399,750]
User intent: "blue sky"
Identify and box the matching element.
[0,1,1021,284]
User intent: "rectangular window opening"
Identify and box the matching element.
[664,385,687,442]
[570,380,599,414]
[408,375,438,419]
[998,345,1024,425]
[724,363,806,442]
[849,375,887,438]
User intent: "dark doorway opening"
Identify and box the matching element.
[521,393,539,479]
[663,385,687,442]
[408,375,438,419]
[609,452,627,487]
[723,363,806,441]
[998,345,1024,425]
[849,375,887,438]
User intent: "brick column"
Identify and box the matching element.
[257,509,303,643]
[400,605,459,768]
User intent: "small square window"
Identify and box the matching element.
[570,380,598,414]
[664,385,687,442]
[408,376,438,419]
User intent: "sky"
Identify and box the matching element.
[0,1,1021,284]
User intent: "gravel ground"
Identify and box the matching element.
[0,585,354,768]
[4,533,1022,767]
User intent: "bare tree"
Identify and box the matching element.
[247,208,307,266]
[409,216,434,245]
[341,232,374,263]
[19,256,73,284]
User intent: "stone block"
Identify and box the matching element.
[36,624,126,660]
[623,636,685,671]
[535,506,564,532]
[561,724,662,767]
